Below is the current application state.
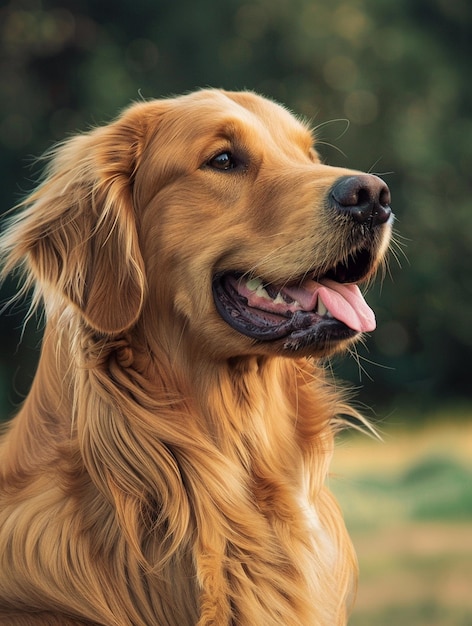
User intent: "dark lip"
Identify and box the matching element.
[281,317,356,351]
[212,271,357,348]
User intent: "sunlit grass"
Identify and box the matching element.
[331,412,472,625]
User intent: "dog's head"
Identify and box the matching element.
[2,89,393,359]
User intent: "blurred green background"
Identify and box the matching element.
[0,1,471,624]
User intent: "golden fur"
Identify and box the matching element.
[0,89,392,625]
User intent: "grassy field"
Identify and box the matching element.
[331,414,472,626]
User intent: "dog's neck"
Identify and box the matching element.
[1,315,355,625]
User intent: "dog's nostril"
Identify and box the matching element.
[331,174,392,227]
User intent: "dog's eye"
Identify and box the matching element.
[208,152,238,171]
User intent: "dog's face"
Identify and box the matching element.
[7,89,392,360]
[135,90,393,358]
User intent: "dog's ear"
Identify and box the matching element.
[1,105,151,334]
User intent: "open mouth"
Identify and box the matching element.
[212,246,378,351]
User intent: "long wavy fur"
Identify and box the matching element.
[0,89,390,625]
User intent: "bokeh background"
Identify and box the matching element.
[0,0,471,624]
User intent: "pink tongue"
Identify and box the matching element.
[284,278,376,333]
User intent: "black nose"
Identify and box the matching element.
[331,174,392,227]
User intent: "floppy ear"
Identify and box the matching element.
[1,107,148,334]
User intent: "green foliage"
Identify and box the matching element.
[1,0,471,417]
[346,456,472,523]
[400,456,472,521]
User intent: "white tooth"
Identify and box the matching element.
[256,284,271,300]
[274,293,286,305]
[246,277,263,291]
[317,297,328,316]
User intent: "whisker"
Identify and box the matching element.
[367,157,383,175]
[347,342,376,383]
[353,347,395,372]
[311,118,351,141]
[315,141,348,159]
[389,233,410,268]
[369,169,396,178]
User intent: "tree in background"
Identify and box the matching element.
[1,0,471,418]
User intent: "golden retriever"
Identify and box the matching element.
[0,89,392,625]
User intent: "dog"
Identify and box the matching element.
[0,89,392,625]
